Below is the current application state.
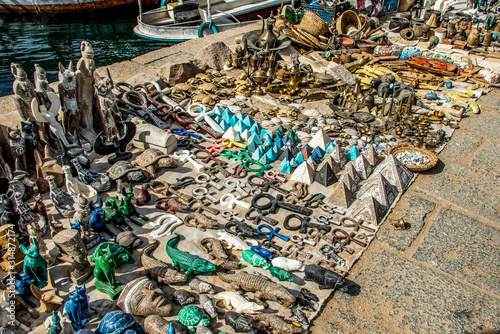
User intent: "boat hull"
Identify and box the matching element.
[0,0,157,13]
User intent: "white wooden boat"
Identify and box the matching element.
[134,0,292,42]
[0,0,157,13]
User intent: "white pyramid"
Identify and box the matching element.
[222,126,237,140]
[308,129,332,151]
[290,162,315,185]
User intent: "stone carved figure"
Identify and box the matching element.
[117,277,173,317]
[94,68,119,141]
[21,119,43,172]
[30,270,64,313]
[20,237,48,289]
[64,283,91,330]
[33,64,55,147]
[90,244,124,299]
[76,41,97,142]
[7,125,27,172]
[58,61,80,135]
[27,225,54,266]
[11,62,36,121]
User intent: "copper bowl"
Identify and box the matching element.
[338,36,355,48]
[356,41,376,53]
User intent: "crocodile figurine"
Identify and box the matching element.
[217,272,295,308]
[141,240,188,285]
[253,313,303,334]
[165,233,217,276]
[213,291,264,314]
[184,212,218,231]
[199,237,241,271]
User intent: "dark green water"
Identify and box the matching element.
[0,8,170,97]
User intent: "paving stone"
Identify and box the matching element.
[311,247,500,334]
[413,208,500,293]
[378,194,436,251]
[477,88,500,112]
[439,131,483,163]
[459,112,500,140]
[413,159,500,222]
[471,140,500,176]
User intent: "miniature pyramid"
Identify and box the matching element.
[273,138,283,149]
[236,111,245,121]
[275,125,286,139]
[306,156,318,170]
[222,108,232,121]
[234,133,243,143]
[213,105,223,116]
[290,162,315,185]
[311,146,326,164]
[263,136,273,148]
[300,144,312,160]
[353,154,373,180]
[258,154,270,165]
[357,174,399,207]
[241,129,251,142]
[326,141,337,154]
[326,181,354,208]
[314,161,337,187]
[260,129,273,140]
[222,127,237,139]
[294,152,305,166]
[247,141,259,153]
[280,157,289,167]
[308,129,332,151]
[278,148,295,162]
[266,148,278,162]
[351,196,387,225]
[330,145,347,168]
[317,155,341,174]
[344,163,361,184]
[286,129,301,145]
[346,146,360,161]
[243,115,255,129]
[249,123,261,135]
[248,133,263,146]
[272,144,282,158]
[233,120,247,134]
[252,146,265,161]
[219,120,230,131]
[339,173,358,193]
[280,160,292,174]
[373,155,414,192]
[229,115,239,127]
[363,144,380,167]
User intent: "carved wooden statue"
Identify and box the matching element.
[11,63,36,121]
[76,41,97,142]
[58,61,79,135]
[94,68,119,141]
[52,228,92,285]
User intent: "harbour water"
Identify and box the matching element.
[0,9,170,97]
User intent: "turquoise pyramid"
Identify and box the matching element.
[295,152,305,166]
[273,139,283,149]
[234,120,247,134]
[249,123,261,135]
[275,125,286,139]
[252,146,265,160]
[280,157,289,167]
[258,154,270,165]
[248,133,262,145]
[272,144,282,158]
[242,115,255,128]
[266,148,278,162]
[325,141,337,154]
[286,129,301,145]
[213,105,223,116]
[260,129,273,140]
[263,136,273,148]
[236,111,245,121]
[280,160,292,174]
[219,120,229,131]
[247,141,259,153]
[346,146,360,161]
[229,115,239,127]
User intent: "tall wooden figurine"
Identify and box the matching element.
[76,41,96,142]
[94,68,119,141]
[58,61,79,135]
[11,63,36,121]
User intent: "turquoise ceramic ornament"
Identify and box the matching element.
[252,147,265,160]
[446,81,453,88]
[243,115,255,129]
[249,123,261,135]
[213,105,223,116]
[260,129,273,140]
[248,133,262,145]
[247,141,259,153]
[280,161,292,174]
[346,146,360,161]
[325,141,337,153]
[272,145,282,158]
[229,115,239,127]
[294,152,305,166]
[219,120,230,131]
[266,148,278,162]
[311,146,325,164]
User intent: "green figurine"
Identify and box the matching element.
[93,242,134,266]
[47,311,62,334]
[165,233,216,276]
[178,305,210,333]
[269,266,294,282]
[90,244,124,299]
[242,250,270,270]
[20,237,47,288]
